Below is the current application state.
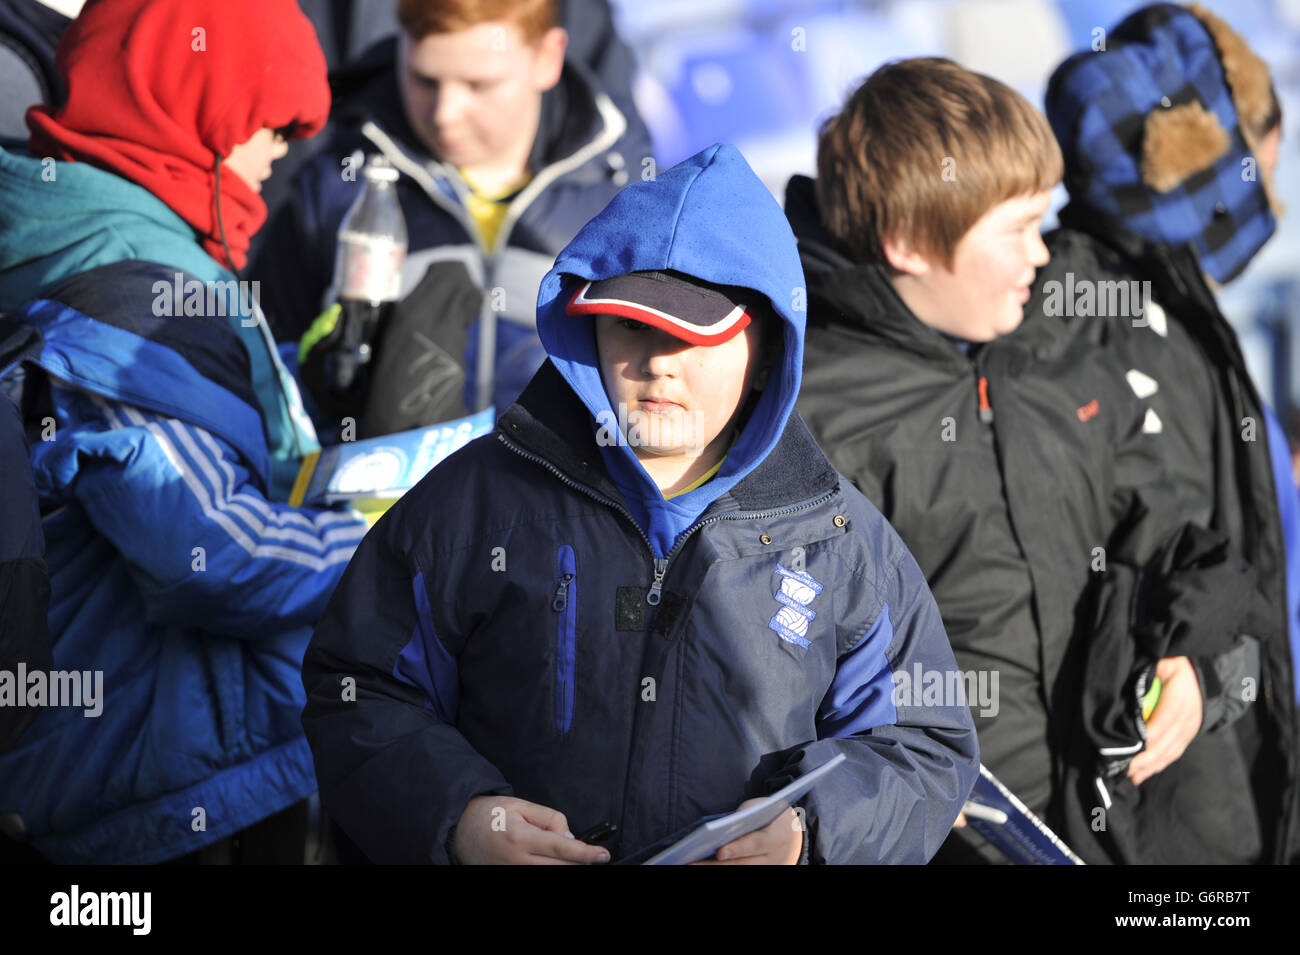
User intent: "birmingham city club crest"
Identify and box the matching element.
[768,563,823,649]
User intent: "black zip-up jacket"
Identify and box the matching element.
[788,176,1270,865]
[1041,215,1300,863]
[785,174,1284,867]
[787,175,1172,825]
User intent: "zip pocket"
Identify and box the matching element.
[553,544,577,734]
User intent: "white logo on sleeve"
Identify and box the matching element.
[768,564,823,650]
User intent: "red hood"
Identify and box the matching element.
[26,0,330,271]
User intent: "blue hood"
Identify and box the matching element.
[535,144,806,558]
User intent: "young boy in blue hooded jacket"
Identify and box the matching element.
[301,144,979,864]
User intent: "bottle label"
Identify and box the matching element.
[337,235,405,303]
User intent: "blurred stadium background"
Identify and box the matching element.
[609,0,1300,431]
[7,1,1295,431]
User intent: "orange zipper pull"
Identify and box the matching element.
[978,376,994,423]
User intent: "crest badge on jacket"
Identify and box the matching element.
[769,563,824,652]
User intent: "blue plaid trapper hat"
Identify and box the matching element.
[1046,3,1280,284]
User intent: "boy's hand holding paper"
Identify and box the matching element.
[688,800,803,865]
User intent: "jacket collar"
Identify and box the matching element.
[1056,201,1213,303]
[498,360,840,516]
[1050,207,1258,378]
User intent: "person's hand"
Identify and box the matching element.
[451,795,610,865]
[952,811,968,828]
[1127,656,1203,786]
[689,799,803,865]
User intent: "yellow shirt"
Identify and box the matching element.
[459,168,531,251]
[664,457,726,499]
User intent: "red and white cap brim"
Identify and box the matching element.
[565,275,753,346]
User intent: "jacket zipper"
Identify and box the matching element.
[365,96,628,412]
[498,431,656,550]
[497,432,840,605]
[644,489,840,605]
[552,571,574,611]
[975,352,994,424]
[473,95,627,412]
[553,544,577,734]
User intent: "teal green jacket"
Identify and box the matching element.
[0,146,317,497]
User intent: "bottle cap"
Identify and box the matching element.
[363,155,399,182]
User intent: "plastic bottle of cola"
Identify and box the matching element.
[327,154,408,392]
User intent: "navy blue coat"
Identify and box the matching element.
[301,144,979,864]
[301,363,980,863]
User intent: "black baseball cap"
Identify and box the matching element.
[565,270,758,346]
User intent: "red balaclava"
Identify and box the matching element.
[27,0,330,271]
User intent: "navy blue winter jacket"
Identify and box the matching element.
[301,145,979,864]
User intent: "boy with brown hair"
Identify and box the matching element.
[792,57,1245,862]
[813,57,1060,342]
[253,0,652,432]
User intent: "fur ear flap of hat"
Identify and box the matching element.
[1160,3,1284,218]
[1141,100,1230,192]
[1187,4,1275,145]
[1046,3,1280,282]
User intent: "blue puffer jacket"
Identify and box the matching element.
[0,260,367,863]
[302,144,979,864]
[0,144,321,501]
[249,38,652,416]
